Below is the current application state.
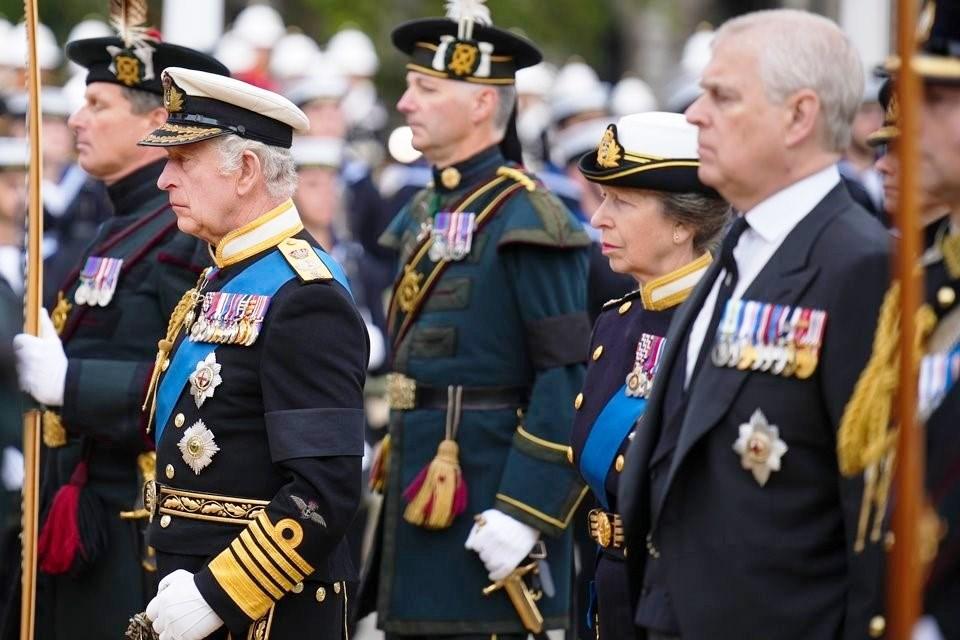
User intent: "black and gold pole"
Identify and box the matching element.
[19,0,43,637]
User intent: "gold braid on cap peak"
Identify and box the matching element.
[837,280,937,551]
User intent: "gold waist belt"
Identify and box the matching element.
[147,482,270,525]
[588,508,625,549]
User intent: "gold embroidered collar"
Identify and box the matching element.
[640,251,713,311]
[213,199,304,268]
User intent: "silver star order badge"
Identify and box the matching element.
[189,352,222,408]
[178,420,220,475]
[732,409,788,487]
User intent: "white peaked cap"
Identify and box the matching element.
[617,111,699,158]
[610,77,657,117]
[0,21,61,70]
[327,28,379,77]
[0,137,28,169]
[515,62,556,97]
[167,66,308,132]
[214,30,257,74]
[270,33,321,81]
[66,18,112,44]
[291,136,344,168]
[233,3,285,49]
[550,60,607,122]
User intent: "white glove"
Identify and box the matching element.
[914,616,945,640]
[13,310,67,406]
[464,508,540,581]
[146,570,223,640]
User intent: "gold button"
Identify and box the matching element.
[315,587,326,603]
[869,615,886,638]
[566,446,574,465]
[575,393,583,410]
[160,515,171,528]
[174,413,185,428]
[291,582,304,594]
[161,359,170,371]
[938,286,956,308]
[615,455,625,472]
[333,582,341,594]
[165,464,175,480]
[618,301,632,315]
[592,345,604,361]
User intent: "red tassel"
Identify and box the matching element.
[402,440,468,529]
[37,461,88,575]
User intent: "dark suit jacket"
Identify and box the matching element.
[620,184,891,640]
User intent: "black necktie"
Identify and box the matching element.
[691,215,750,379]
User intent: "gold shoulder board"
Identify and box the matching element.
[279,238,333,282]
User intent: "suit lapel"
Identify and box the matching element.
[652,184,853,527]
[621,257,723,529]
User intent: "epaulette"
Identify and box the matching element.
[601,288,642,312]
[496,168,592,250]
[496,166,537,192]
[278,238,333,283]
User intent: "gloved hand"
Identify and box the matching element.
[464,508,540,581]
[146,570,223,640]
[13,310,67,407]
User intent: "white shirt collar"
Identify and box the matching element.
[744,164,841,243]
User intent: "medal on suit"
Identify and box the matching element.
[189,352,223,408]
[732,409,788,487]
[428,211,476,262]
[625,333,665,398]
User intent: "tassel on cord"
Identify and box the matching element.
[368,434,391,493]
[838,281,938,551]
[37,458,108,575]
[403,386,468,529]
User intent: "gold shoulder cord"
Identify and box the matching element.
[837,280,937,551]
[142,268,212,432]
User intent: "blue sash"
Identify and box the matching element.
[578,385,648,510]
[154,247,351,443]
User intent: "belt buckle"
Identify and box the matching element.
[387,373,417,410]
[144,480,157,523]
[589,508,613,548]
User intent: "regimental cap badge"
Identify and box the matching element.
[597,125,623,169]
[162,73,184,112]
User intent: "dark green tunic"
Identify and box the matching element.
[376,147,591,635]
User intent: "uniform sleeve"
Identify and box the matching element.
[820,245,890,638]
[60,235,208,447]
[193,281,368,634]
[493,243,591,537]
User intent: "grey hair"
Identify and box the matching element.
[659,191,731,255]
[121,87,164,115]
[493,85,517,133]
[713,9,864,152]
[215,134,298,201]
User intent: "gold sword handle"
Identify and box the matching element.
[481,562,544,634]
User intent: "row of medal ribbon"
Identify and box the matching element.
[428,211,476,262]
[188,291,272,346]
[625,332,666,398]
[74,256,123,307]
[918,342,960,420]
[711,299,828,379]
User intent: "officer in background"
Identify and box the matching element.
[6,23,228,639]
[619,10,889,639]
[854,2,960,637]
[0,136,25,631]
[139,67,368,640]
[371,1,592,637]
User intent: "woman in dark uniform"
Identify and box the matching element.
[569,112,729,639]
